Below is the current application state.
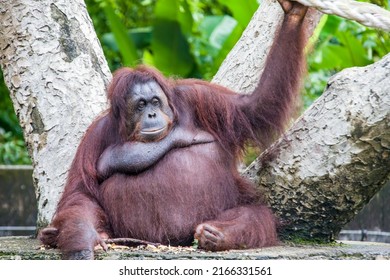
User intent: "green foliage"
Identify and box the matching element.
[0,70,31,165]
[85,0,156,69]
[0,131,31,165]
[218,0,258,28]
[311,17,370,71]
[190,14,240,79]
[101,2,139,66]
[86,0,259,78]
[149,0,195,76]
[0,71,21,137]
[304,8,390,107]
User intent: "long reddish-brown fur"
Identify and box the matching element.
[39,5,308,259]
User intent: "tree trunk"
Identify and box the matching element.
[0,0,111,227]
[243,53,390,241]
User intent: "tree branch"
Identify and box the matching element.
[244,53,390,241]
[0,0,110,226]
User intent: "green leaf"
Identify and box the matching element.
[142,49,155,66]
[209,16,238,50]
[314,45,350,70]
[217,0,259,27]
[212,21,242,73]
[150,0,194,76]
[310,15,370,71]
[320,15,342,37]
[192,15,241,78]
[102,3,139,66]
[198,16,226,43]
[151,19,194,76]
[102,27,152,52]
[200,15,238,49]
[128,27,153,49]
[336,31,370,67]
[154,0,193,35]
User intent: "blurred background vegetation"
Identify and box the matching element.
[0,0,389,165]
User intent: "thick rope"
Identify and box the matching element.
[292,0,390,31]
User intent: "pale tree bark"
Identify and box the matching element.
[244,54,390,241]
[0,0,111,227]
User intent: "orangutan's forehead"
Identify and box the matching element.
[132,81,164,97]
[130,81,169,104]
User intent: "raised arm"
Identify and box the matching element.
[240,1,309,146]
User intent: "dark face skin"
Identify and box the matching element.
[127,81,174,142]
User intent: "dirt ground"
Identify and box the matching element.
[1,236,389,260]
